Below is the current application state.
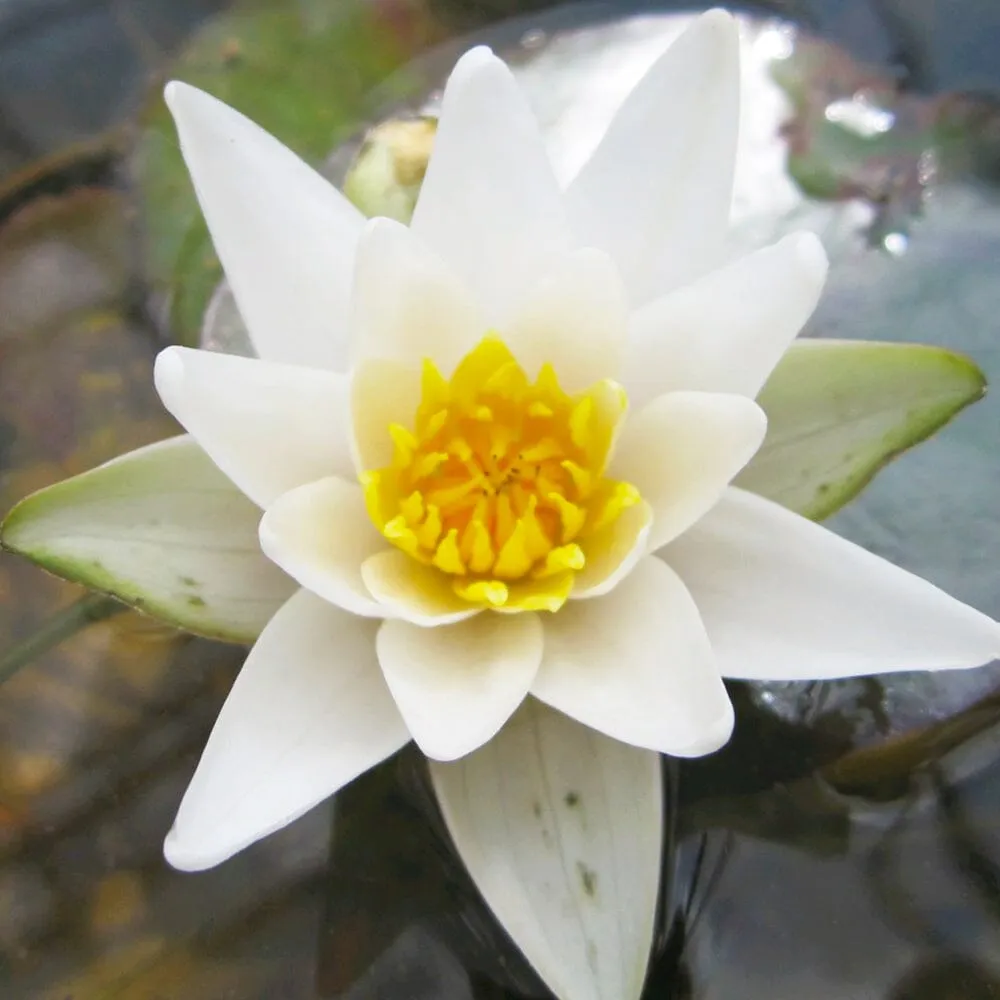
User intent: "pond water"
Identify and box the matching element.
[0,0,999,997]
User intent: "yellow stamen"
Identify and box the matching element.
[359,336,640,613]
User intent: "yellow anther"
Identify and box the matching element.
[521,496,552,560]
[495,493,515,549]
[401,491,425,525]
[561,460,592,496]
[448,436,472,461]
[527,401,553,418]
[421,358,450,408]
[461,518,495,575]
[416,504,442,550]
[533,544,585,578]
[588,481,641,533]
[569,396,594,450]
[520,438,563,463]
[547,493,586,542]
[454,578,509,607]
[484,361,528,398]
[421,408,449,440]
[389,424,418,466]
[493,520,533,579]
[433,529,466,575]
[472,404,493,421]
[413,451,449,479]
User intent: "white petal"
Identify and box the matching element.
[410,47,570,325]
[350,358,421,474]
[155,347,354,509]
[361,549,479,626]
[610,391,766,551]
[258,477,387,617]
[165,590,410,871]
[535,556,732,756]
[0,435,293,643]
[664,488,1000,680]
[165,82,364,369]
[376,613,541,761]
[573,501,653,599]
[430,699,662,1000]
[624,233,828,408]
[565,10,740,303]
[503,248,628,391]
[350,217,484,375]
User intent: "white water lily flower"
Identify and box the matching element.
[39,8,990,997]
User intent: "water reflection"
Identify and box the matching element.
[1,0,999,997]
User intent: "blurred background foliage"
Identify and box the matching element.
[1,0,1000,997]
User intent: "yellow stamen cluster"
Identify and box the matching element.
[362,337,639,612]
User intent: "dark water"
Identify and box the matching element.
[1,0,999,997]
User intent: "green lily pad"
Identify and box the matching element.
[737,338,986,521]
[1,435,295,643]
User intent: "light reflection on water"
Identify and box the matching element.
[0,1,998,997]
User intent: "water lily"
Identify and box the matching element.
[3,10,999,1000]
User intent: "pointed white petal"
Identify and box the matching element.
[164,590,410,871]
[573,501,653,599]
[350,217,484,376]
[410,48,570,324]
[535,556,732,756]
[611,391,766,551]
[624,233,829,408]
[0,435,293,642]
[154,346,353,509]
[258,477,387,617]
[376,613,541,761]
[361,549,479,626]
[503,248,628,391]
[164,82,364,368]
[565,10,740,303]
[430,700,662,1000]
[665,488,1000,680]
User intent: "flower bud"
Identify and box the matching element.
[343,117,437,223]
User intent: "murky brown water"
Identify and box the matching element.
[1,0,999,996]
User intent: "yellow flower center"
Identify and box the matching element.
[361,336,640,612]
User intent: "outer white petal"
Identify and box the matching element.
[624,233,829,407]
[610,391,766,551]
[165,82,364,369]
[564,10,739,303]
[534,556,733,756]
[258,477,387,617]
[361,550,479,626]
[410,47,570,325]
[430,699,662,1000]
[376,613,542,761]
[164,590,410,871]
[664,488,1000,680]
[350,217,484,375]
[503,248,629,391]
[155,347,354,509]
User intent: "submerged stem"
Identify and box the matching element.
[0,593,124,684]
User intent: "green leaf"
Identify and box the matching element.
[1,435,294,643]
[737,339,987,520]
